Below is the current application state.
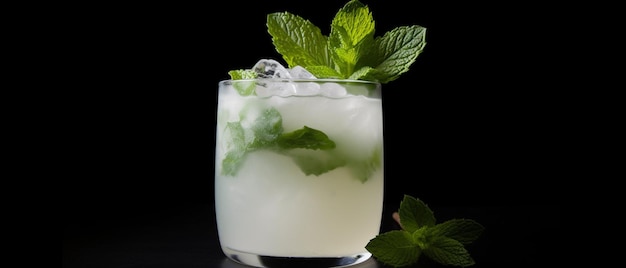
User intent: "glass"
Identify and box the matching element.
[214,79,384,268]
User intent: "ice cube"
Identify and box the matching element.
[256,81,297,97]
[288,66,317,79]
[294,82,321,96]
[276,83,297,96]
[320,83,347,98]
[252,59,291,79]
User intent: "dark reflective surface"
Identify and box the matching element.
[220,257,383,268]
[63,203,560,268]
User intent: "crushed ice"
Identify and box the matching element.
[247,59,348,98]
[252,59,316,79]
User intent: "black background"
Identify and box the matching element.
[63,0,562,267]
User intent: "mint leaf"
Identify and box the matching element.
[276,126,336,150]
[348,146,382,183]
[219,107,285,176]
[249,107,284,149]
[328,0,375,78]
[221,122,247,176]
[359,25,427,83]
[365,230,421,267]
[267,12,331,69]
[227,74,258,96]
[228,69,257,80]
[431,219,485,245]
[275,126,342,175]
[398,195,436,233]
[286,150,346,176]
[348,66,376,81]
[303,65,343,79]
[367,195,483,267]
[423,236,475,267]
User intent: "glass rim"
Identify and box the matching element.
[219,78,381,85]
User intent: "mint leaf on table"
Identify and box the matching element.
[398,193,436,232]
[430,219,486,245]
[364,230,422,267]
[366,195,484,267]
[421,235,475,267]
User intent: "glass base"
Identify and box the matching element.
[222,247,372,268]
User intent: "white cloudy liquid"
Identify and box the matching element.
[215,80,384,259]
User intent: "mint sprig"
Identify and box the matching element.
[366,195,484,267]
[240,0,426,83]
[265,0,426,83]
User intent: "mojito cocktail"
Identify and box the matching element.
[215,78,384,267]
[214,0,427,266]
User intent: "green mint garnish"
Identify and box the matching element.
[220,106,381,180]
[227,70,257,95]
[366,195,484,267]
[266,11,332,74]
[227,69,257,80]
[264,0,426,83]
